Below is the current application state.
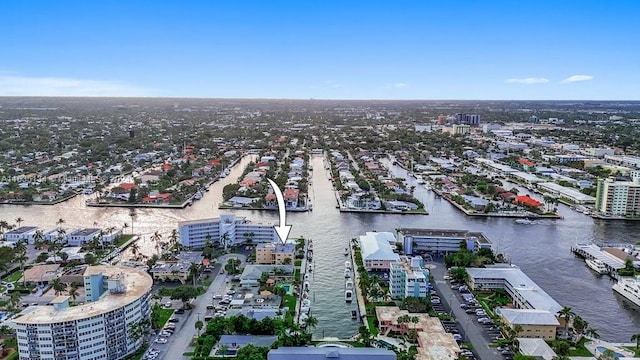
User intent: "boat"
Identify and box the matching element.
[351,310,357,319]
[303,281,310,291]
[344,247,349,256]
[345,260,351,269]
[612,276,640,307]
[344,269,351,278]
[345,279,354,290]
[83,188,94,195]
[345,289,353,303]
[308,264,313,272]
[585,259,608,275]
[193,191,203,200]
[416,176,426,184]
[515,219,535,224]
[304,273,310,281]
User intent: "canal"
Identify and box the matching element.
[1,154,639,341]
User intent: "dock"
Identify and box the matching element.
[571,243,625,279]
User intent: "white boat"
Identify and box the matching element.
[585,259,608,275]
[344,269,351,278]
[345,260,351,269]
[345,289,353,303]
[303,281,310,291]
[345,279,354,290]
[612,276,640,307]
[416,176,426,184]
[193,191,203,200]
[515,219,535,224]
[83,188,94,195]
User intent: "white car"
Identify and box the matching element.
[154,338,168,344]
[159,331,172,337]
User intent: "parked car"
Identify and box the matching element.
[154,338,168,344]
[175,308,185,314]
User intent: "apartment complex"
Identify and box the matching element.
[466,265,562,340]
[255,243,295,265]
[390,256,430,299]
[595,176,640,217]
[359,232,400,271]
[397,228,492,255]
[10,266,153,360]
[178,214,277,249]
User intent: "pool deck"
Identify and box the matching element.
[584,339,638,359]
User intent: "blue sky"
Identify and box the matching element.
[0,1,638,99]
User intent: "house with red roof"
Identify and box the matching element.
[265,193,277,207]
[240,178,257,188]
[162,163,173,171]
[517,158,536,172]
[142,193,172,204]
[513,195,542,207]
[283,188,299,208]
[119,183,137,190]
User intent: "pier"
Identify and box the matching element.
[571,243,625,279]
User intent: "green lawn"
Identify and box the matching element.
[367,316,379,336]
[156,308,174,328]
[567,338,593,357]
[114,234,135,248]
[294,259,302,267]
[4,271,23,283]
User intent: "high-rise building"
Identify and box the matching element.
[595,176,640,217]
[455,113,481,126]
[10,266,152,360]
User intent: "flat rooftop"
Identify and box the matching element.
[13,265,152,324]
[6,226,38,235]
[69,228,101,237]
[399,228,492,244]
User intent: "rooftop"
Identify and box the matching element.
[267,347,397,360]
[467,265,562,314]
[257,243,295,253]
[5,226,38,235]
[13,265,152,324]
[497,308,560,326]
[69,228,101,237]
[21,264,61,283]
[399,228,492,244]
[359,232,400,262]
[517,338,557,360]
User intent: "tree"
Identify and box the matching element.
[58,251,69,264]
[450,267,469,283]
[557,306,575,331]
[33,229,45,250]
[282,257,292,265]
[15,217,24,228]
[631,334,640,351]
[358,325,374,347]
[51,278,66,296]
[68,283,79,301]
[169,229,179,248]
[169,285,200,308]
[303,314,318,330]
[553,340,571,356]
[584,327,600,339]
[151,231,163,256]
[84,252,98,265]
[188,262,200,287]
[195,319,203,337]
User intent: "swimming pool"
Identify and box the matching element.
[596,346,625,358]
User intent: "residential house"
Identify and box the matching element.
[256,243,295,265]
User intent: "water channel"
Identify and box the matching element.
[1,154,639,340]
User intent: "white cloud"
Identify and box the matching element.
[561,74,594,83]
[394,82,408,88]
[505,77,550,84]
[0,74,155,97]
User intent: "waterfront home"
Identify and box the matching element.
[239,265,294,287]
[513,195,543,208]
[141,192,172,204]
[20,264,62,285]
[346,192,381,210]
[33,190,58,202]
[517,338,557,359]
[256,243,295,265]
[283,188,299,208]
[67,228,102,246]
[3,226,39,243]
[215,335,277,356]
[359,232,400,271]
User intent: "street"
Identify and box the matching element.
[155,254,246,360]
[430,260,503,360]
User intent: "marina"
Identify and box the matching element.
[1,155,640,340]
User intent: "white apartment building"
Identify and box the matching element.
[66,228,102,246]
[397,228,493,255]
[10,266,153,360]
[179,214,277,249]
[390,256,430,299]
[2,226,38,243]
[595,176,640,217]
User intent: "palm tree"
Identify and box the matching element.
[51,278,66,296]
[130,242,140,258]
[188,262,200,287]
[151,231,163,256]
[585,327,600,339]
[33,229,45,250]
[632,334,640,352]
[195,320,203,337]
[304,314,318,330]
[557,306,575,330]
[8,291,22,310]
[68,283,79,301]
[56,218,65,229]
[15,217,24,228]
[169,229,179,248]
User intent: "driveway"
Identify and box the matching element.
[430,260,503,360]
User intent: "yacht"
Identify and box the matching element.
[351,310,358,319]
[585,259,608,275]
[416,176,426,184]
[344,268,351,278]
[345,260,351,269]
[193,191,203,200]
[612,276,640,307]
[345,289,353,303]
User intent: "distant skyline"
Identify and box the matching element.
[1,1,638,100]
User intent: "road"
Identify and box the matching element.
[430,260,503,360]
[157,254,246,360]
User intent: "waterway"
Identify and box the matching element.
[1,155,639,341]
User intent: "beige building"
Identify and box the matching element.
[497,308,559,341]
[256,243,295,265]
[376,306,460,359]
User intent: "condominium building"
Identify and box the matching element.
[178,214,277,249]
[10,265,153,360]
[466,264,562,340]
[255,243,295,265]
[595,177,640,217]
[390,256,430,299]
[397,228,492,255]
